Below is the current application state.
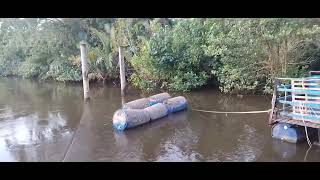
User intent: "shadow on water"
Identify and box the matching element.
[0,77,319,161]
[62,101,95,162]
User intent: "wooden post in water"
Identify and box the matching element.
[269,78,279,125]
[121,94,126,107]
[119,47,126,95]
[80,41,90,100]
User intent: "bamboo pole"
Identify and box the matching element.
[80,41,90,100]
[119,47,126,95]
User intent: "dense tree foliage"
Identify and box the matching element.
[1,18,320,94]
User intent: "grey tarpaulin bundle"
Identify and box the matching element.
[113,93,188,130]
[122,98,150,109]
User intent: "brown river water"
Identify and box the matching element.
[0,77,319,162]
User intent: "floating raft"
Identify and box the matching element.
[113,93,188,131]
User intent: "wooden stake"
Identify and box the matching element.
[121,94,126,107]
[269,78,279,125]
[80,41,90,100]
[119,47,126,94]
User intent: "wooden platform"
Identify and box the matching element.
[271,75,320,129]
[272,116,320,129]
[270,73,320,145]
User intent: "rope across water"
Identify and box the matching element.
[191,108,272,114]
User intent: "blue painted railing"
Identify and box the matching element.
[275,73,320,123]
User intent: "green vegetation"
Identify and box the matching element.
[1,18,320,94]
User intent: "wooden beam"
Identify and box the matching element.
[273,117,320,129]
[292,83,320,86]
[292,87,320,91]
[293,96,320,100]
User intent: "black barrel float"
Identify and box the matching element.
[271,123,318,143]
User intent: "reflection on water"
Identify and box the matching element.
[272,140,297,160]
[0,77,319,162]
[0,78,81,161]
[4,112,68,149]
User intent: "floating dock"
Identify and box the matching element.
[269,71,320,145]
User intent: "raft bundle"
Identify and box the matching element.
[113,93,188,130]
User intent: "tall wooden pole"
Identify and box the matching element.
[80,41,90,100]
[269,78,279,125]
[119,47,126,95]
[121,94,126,107]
